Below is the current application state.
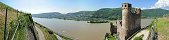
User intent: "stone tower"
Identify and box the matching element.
[119,3,141,40]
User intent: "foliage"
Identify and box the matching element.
[14,13,35,40]
[107,34,116,40]
[133,34,144,40]
[105,33,116,40]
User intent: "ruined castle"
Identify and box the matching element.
[119,3,141,40]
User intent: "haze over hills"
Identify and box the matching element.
[32,8,169,21]
[32,12,63,18]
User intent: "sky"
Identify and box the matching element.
[0,0,168,14]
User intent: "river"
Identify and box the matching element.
[33,17,110,40]
[33,17,152,40]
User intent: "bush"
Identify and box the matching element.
[134,34,144,40]
[48,30,53,34]
[43,27,46,28]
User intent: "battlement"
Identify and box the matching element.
[122,3,132,7]
[122,3,132,10]
[134,8,141,14]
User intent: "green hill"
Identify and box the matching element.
[32,12,63,18]
[142,8,169,18]
[32,8,169,21]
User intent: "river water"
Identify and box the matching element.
[33,17,152,40]
[33,17,110,40]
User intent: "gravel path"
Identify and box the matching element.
[35,26,45,40]
[25,27,35,40]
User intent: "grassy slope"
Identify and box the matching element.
[0,2,36,40]
[0,2,18,40]
[13,26,26,40]
[13,14,33,40]
[156,18,169,40]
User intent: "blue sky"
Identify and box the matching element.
[1,0,168,14]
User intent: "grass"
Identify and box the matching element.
[13,14,33,40]
[0,2,30,40]
[0,4,18,40]
[106,33,116,40]
[107,35,116,40]
[156,18,169,40]
[145,18,169,40]
[13,26,26,40]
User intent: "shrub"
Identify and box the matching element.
[48,30,53,34]
[134,34,144,40]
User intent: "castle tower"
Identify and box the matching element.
[119,3,141,40]
[120,3,132,40]
[135,8,141,28]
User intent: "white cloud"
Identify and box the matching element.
[151,0,169,9]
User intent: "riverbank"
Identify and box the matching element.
[34,22,72,40]
[35,22,58,40]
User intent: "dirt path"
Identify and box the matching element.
[25,27,35,40]
[35,26,45,40]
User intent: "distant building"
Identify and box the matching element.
[119,3,141,40]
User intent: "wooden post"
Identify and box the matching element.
[17,10,18,20]
[4,7,8,40]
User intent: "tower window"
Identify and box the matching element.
[128,4,131,7]
[125,5,126,7]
